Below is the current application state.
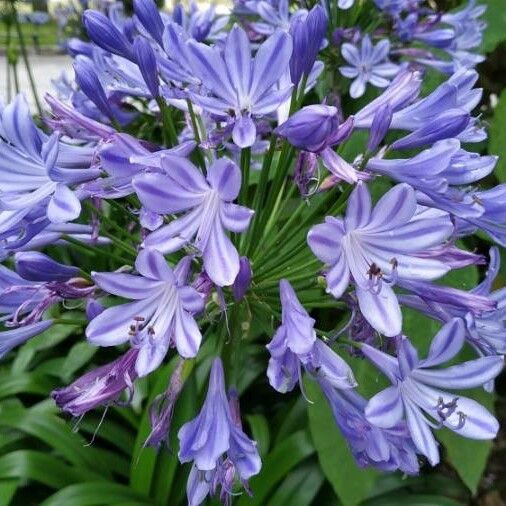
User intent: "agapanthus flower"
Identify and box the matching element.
[133,157,254,287]
[0,95,98,234]
[244,0,306,35]
[52,348,139,417]
[145,359,186,448]
[275,105,358,183]
[308,182,453,336]
[0,256,92,328]
[86,250,204,375]
[267,279,357,393]
[289,5,328,86]
[186,25,292,147]
[339,36,399,98]
[400,248,506,362]
[362,319,503,465]
[319,379,420,474]
[367,139,497,218]
[178,358,261,506]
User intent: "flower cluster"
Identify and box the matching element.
[0,0,504,504]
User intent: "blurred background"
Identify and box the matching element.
[1,1,506,505]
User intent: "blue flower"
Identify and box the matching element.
[362,319,503,465]
[339,36,399,98]
[178,358,261,506]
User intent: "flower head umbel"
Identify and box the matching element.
[178,358,261,506]
[362,319,503,465]
[86,250,204,376]
[133,157,254,286]
[339,36,399,98]
[187,25,293,147]
[308,182,454,336]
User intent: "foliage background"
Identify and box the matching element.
[1,0,506,505]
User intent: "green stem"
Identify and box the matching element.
[61,234,132,265]
[239,147,251,206]
[156,97,178,147]
[52,318,89,326]
[186,99,206,169]
[244,137,277,255]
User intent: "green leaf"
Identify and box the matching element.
[237,430,314,506]
[489,89,506,182]
[0,371,57,399]
[266,463,324,506]
[61,342,98,382]
[40,482,151,506]
[0,450,97,489]
[481,0,506,53]
[246,414,270,457]
[0,479,17,506]
[305,379,379,506]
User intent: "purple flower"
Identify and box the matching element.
[52,348,139,417]
[400,248,505,365]
[354,68,422,128]
[145,359,186,448]
[0,95,99,234]
[133,157,254,287]
[362,319,503,465]
[187,25,293,147]
[339,36,399,98]
[14,251,79,282]
[232,257,252,301]
[133,36,160,98]
[275,105,358,183]
[83,9,134,60]
[178,358,261,506]
[45,94,116,142]
[89,133,195,198]
[86,250,204,375]
[245,0,306,35]
[133,0,165,46]
[307,182,453,336]
[289,5,327,86]
[0,320,53,359]
[266,279,356,392]
[319,379,420,474]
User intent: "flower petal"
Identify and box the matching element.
[345,182,372,231]
[220,203,254,233]
[135,248,175,282]
[207,158,241,201]
[232,116,257,148]
[92,271,163,299]
[356,283,402,337]
[365,386,403,428]
[421,318,465,368]
[47,184,81,223]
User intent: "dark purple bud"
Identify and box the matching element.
[52,348,138,417]
[14,251,79,282]
[172,3,184,26]
[289,5,327,86]
[133,37,160,98]
[74,59,116,122]
[133,0,165,46]
[192,271,214,301]
[145,360,186,448]
[83,10,134,60]
[232,257,252,301]
[367,102,392,152]
[275,105,339,152]
[294,151,319,196]
[392,109,470,150]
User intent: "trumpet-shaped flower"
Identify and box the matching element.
[339,36,399,98]
[178,358,261,505]
[133,156,254,287]
[362,319,503,465]
[187,25,292,147]
[86,250,204,376]
[308,182,453,336]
